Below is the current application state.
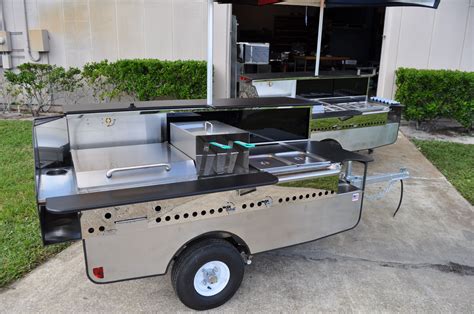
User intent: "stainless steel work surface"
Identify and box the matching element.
[274,151,326,164]
[37,167,77,203]
[171,120,246,137]
[249,149,335,177]
[249,155,289,169]
[71,143,197,192]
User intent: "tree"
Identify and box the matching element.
[5,63,81,116]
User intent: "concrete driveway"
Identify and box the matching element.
[1,133,473,312]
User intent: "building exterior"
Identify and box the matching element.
[378,0,473,98]
[0,0,232,98]
[0,0,472,99]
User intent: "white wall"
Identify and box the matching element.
[1,0,231,98]
[377,0,474,98]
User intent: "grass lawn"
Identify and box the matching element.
[0,120,67,288]
[412,139,473,205]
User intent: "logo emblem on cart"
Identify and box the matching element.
[104,117,115,127]
[352,193,360,202]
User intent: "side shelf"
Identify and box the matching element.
[45,172,278,214]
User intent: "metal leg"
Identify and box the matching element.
[345,160,353,179]
[206,0,213,106]
[314,0,325,76]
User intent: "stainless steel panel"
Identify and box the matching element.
[274,151,327,165]
[311,122,399,151]
[67,112,166,149]
[249,154,289,169]
[249,151,334,175]
[82,184,362,282]
[71,143,197,192]
[170,121,250,176]
[170,120,249,157]
[37,167,77,203]
[34,117,68,148]
[34,117,69,164]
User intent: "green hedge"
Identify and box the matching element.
[83,59,207,101]
[395,68,474,129]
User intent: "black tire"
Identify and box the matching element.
[171,238,245,310]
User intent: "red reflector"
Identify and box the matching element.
[93,267,104,279]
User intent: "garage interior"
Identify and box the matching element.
[232,4,386,95]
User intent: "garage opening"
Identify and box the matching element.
[231,4,385,97]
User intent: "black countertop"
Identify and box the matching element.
[62,99,209,114]
[45,172,278,214]
[62,97,315,114]
[211,97,314,108]
[45,140,371,214]
[241,70,375,82]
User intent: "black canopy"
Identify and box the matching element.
[216,0,440,8]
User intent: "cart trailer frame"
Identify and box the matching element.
[34,98,373,310]
[31,0,440,309]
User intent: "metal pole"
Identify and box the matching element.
[0,0,6,30]
[314,0,325,76]
[207,0,214,105]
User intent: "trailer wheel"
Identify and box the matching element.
[171,238,244,310]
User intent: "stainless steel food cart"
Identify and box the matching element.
[34,98,372,310]
[33,0,440,310]
[240,70,404,151]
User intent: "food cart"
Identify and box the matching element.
[33,0,440,310]
[240,70,403,151]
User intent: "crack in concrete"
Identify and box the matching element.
[264,252,474,276]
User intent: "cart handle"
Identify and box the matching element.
[234,141,256,148]
[209,142,232,150]
[106,163,171,178]
[205,121,214,133]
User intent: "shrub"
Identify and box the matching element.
[4,63,82,116]
[82,60,117,102]
[0,75,21,113]
[395,68,474,129]
[82,59,207,101]
[4,59,208,115]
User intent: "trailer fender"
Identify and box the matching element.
[167,231,250,272]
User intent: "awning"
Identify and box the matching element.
[216,0,440,8]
